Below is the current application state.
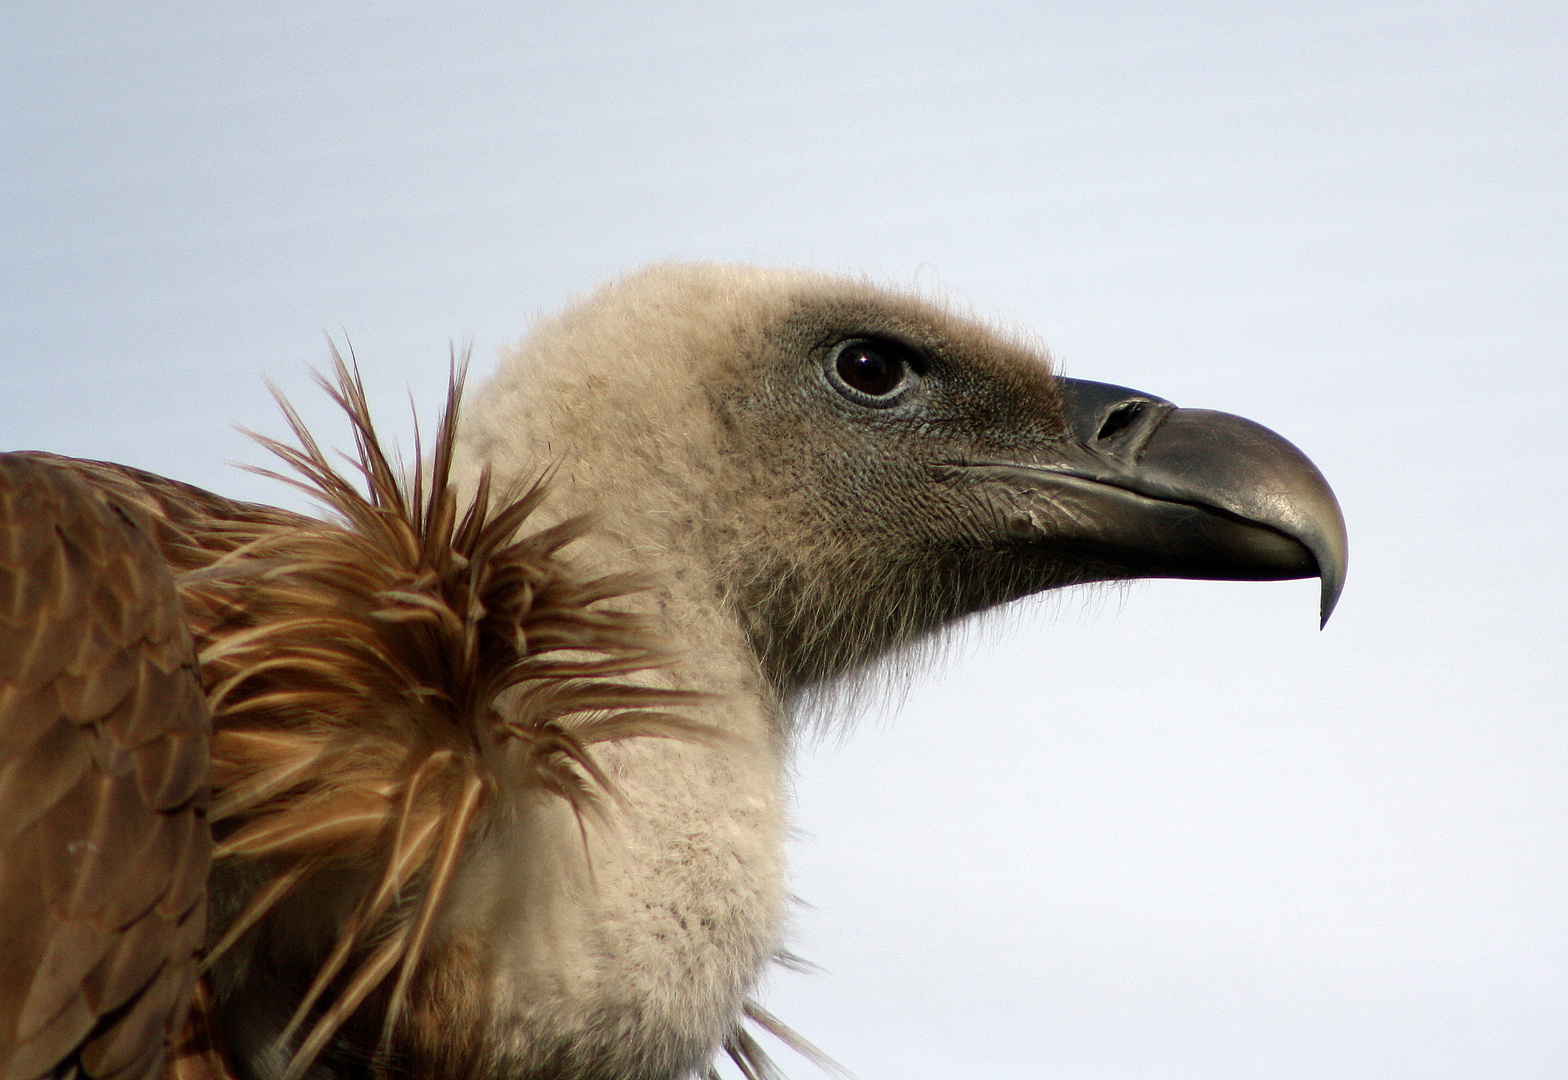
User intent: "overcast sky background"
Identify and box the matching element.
[3,2,1564,1078]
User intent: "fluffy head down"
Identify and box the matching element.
[457,263,1073,699]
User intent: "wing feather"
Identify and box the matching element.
[0,455,211,1080]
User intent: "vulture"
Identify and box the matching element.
[0,263,1346,1080]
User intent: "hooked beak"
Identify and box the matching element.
[960,378,1348,626]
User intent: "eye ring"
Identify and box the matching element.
[825,338,921,406]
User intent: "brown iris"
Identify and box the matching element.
[834,340,907,398]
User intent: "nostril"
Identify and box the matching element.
[1096,401,1144,442]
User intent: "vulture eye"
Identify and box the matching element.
[828,338,920,404]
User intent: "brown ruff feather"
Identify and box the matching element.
[154,351,713,1079]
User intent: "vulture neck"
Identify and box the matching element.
[445,352,793,1077]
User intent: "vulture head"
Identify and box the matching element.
[428,263,1345,1074]
[0,263,1345,1080]
[458,263,1344,692]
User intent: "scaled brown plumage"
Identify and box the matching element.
[0,454,210,1080]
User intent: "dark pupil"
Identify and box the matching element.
[837,344,903,396]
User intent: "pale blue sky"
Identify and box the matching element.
[3,2,1564,1077]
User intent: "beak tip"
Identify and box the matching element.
[1316,549,1347,629]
